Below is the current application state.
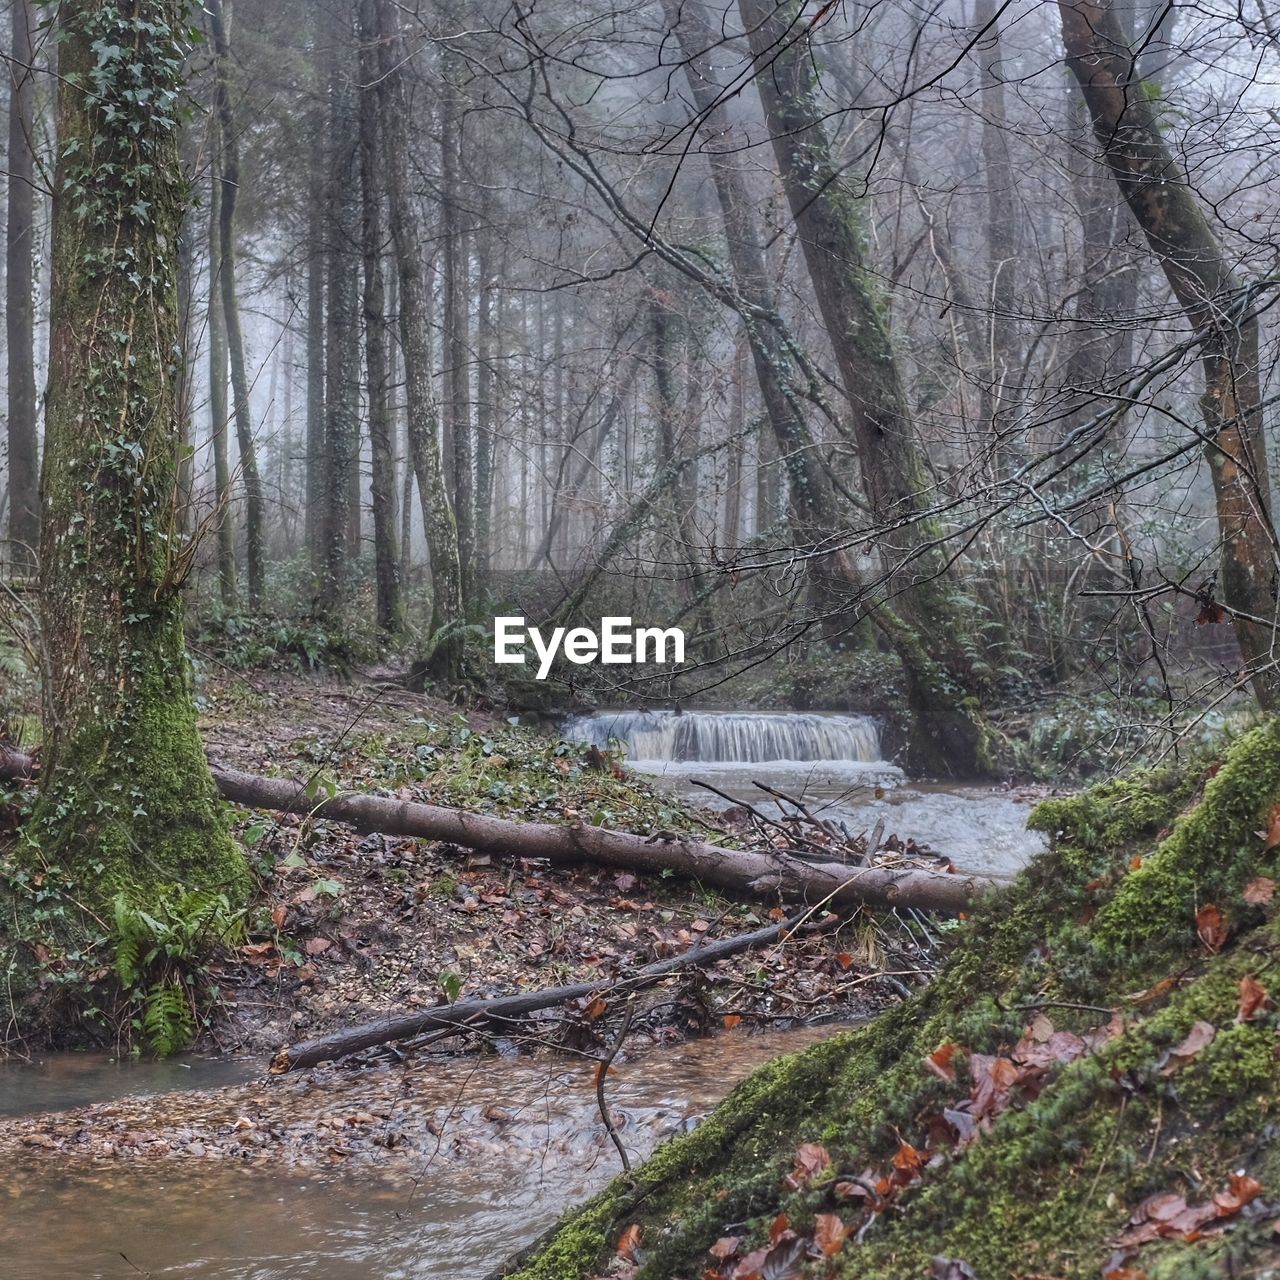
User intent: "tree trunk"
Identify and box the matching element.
[210,764,987,915]
[739,0,989,775]
[208,0,265,611]
[441,60,474,603]
[304,16,327,585]
[33,0,249,913]
[375,0,464,655]
[1060,0,1280,708]
[473,215,498,588]
[206,153,237,608]
[358,0,402,638]
[320,8,361,618]
[5,0,39,574]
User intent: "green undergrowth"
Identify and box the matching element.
[499,719,1280,1279]
[297,716,721,843]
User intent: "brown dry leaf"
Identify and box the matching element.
[271,904,288,928]
[1158,1020,1216,1076]
[1195,903,1229,953]
[834,951,855,971]
[813,1213,850,1257]
[709,1237,741,1262]
[722,1014,742,1030]
[616,1224,643,1262]
[924,1041,961,1083]
[1213,1171,1262,1216]
[970,1053,1020,1121]
[592,1061,617,1086]
[1130,856,1144,871]
[583,995,608,1022]
[1265,803,1280,851]
[1237,974,1271,1023]
[303,937,331,956]
[767,1211,792,1245]
[1244,876,1277,906]
[782,1144,831,1191]
[892,1140,924,1174]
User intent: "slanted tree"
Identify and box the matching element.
[33,0,249,912]
[739,0,989,775]
[1060,0,1280,708]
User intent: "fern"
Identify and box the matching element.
[141,982,194,1058]
[110,885,246,1055]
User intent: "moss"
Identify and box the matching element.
[499,720,1280,1280]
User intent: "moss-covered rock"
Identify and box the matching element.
[497,720,1280,1279]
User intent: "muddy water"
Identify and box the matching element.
[0,1026,843,1279]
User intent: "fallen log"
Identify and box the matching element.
[272,908,816,1071]
[2,750,998,913]
[211,765,994,915]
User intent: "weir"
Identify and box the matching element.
[562,710,886,765]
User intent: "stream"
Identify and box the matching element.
[0,1027,840,1279]
[563,709,1048,878]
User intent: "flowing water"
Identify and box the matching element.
[564,709,1047,877]
[0,1027,841,1279]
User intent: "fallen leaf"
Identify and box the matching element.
[1196,903,1229,953]
[1265,804,1280,851]
[709,1236,741,1262]
[1237,974,1271,1022]
[303,937,331,956]
[723,1014,742,1030]
[767,1212,792,1245]
[813,1213,850,1257]
[924,1041,961,1083]
[1158,1020,1216,1076]
[1244,876,1276,906]
[782,1144,830,1191]
[616,1224,643,1262]
[1213,1171,1262,1216]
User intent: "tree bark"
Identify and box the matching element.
[320,6,361,617]
[358,0,402,637]
[33,0,249,911]
[206,148,237,608]
[210,764,988,915]
[304,8,327,585]
[375,0,465,655]
[208,0,265,611]
[739,0,989,776]
[1060,0,1280,707]
[5,0,39,574]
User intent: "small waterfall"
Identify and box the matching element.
[562,710,886,765]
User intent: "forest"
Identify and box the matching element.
[2,0,1280,1276]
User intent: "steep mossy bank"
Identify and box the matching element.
[499,721,1280,1279]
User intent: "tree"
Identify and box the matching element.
[375,0,464,658]
[33,0,249,910]
[1060,0,1280,708]
[5,0,39,573]
[739,0,989,774]
[208,0,266,610]
[357,0,402,636]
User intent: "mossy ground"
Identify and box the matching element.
[500,720,1280,1279]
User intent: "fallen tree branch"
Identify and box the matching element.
[271,907,815,1071]
[211,764,993,916]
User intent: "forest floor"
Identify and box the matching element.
[0,671,918,1168]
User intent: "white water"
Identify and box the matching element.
[563,709,893,772]
[562,709,1046,876]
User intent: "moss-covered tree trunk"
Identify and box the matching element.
[33,0,249,910]
[1061,0,1280,710]
[739,0,989,776]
